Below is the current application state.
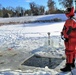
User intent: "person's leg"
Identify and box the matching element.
[60,52,73,72]
[60,39,74,72]
[69,38,76,68]
[71,49,76,68]
[71,57,75,68]
[65,38,75,66]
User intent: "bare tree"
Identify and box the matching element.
[0,4,2,10]
[30,2,39,15]
[29,2,45,15]
[47,0,56,14]
[0,4,3,17]
[15,6,25,16]
[39,6,45,15]
[58,0,73,8]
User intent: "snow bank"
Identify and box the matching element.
[0,14,66,24]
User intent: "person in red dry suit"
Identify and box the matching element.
[60,7,76,72]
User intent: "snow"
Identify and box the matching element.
[0,14,66,23]
[0,14,76,75]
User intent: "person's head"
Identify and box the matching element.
[65,7,74,18]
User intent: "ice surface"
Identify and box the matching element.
[0,14,76,75]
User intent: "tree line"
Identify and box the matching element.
[0,0,73,17]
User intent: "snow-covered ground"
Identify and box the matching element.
[0,14,76,75]
[0,14,67,23]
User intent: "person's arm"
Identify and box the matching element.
[61,24,67,39]
[67,26,72,35]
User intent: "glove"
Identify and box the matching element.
[61,35,69,42]
[61,35,65,40]
[61,32,65,40]
[61,32,69,42]
[65,38,69,42]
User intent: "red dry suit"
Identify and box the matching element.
[61,7,76,63]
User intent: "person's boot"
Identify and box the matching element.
[60,63,72,72]
[71,59,75,68]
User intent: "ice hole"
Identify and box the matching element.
[22,55,64,69]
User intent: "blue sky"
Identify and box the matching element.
[0,0,61,10]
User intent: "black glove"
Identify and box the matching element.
[65,38,69,42]
[61,32,65,40]
[61,32,69,42]
[61,35,65,40]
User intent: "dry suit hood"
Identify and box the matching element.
[65,7,75,18]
